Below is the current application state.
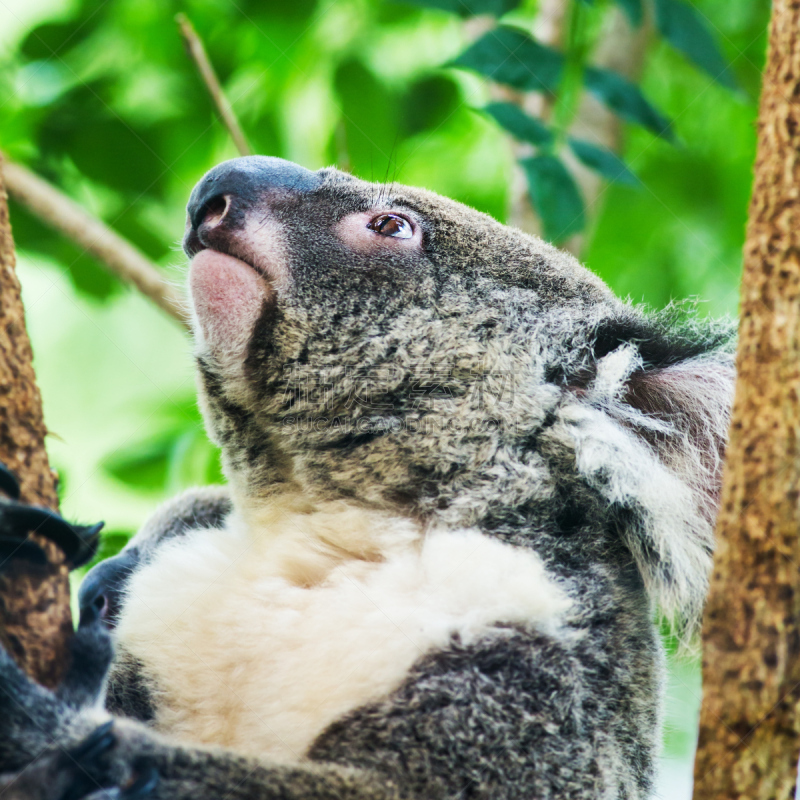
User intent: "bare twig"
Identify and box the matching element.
[176,13,252,157]
[1,159,189,329]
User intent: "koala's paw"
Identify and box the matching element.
[0,597,114,770]
[0,462,103,570]
[0,723,159,800]
[56,608,115,710]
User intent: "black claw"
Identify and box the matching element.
[70,521,104,569]
[0,535,48,568]
[0,464,20,500]
[123,766,159,799]
[0,502,103,569]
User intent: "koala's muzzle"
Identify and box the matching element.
[184,156,321,257]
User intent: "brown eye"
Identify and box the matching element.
[367,213,413,239]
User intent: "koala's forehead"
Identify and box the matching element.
[255,166,616,307]
[308,169,471,222]
[325,172,611,299]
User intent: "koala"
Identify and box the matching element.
[0,156,735,800]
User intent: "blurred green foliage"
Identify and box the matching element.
[437,0,744,240]
[0,0,769,316]
[0,1,771,794]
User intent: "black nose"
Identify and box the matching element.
[186,156,321,232]
[79,547,141,630]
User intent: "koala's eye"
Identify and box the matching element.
[367,214,414,239]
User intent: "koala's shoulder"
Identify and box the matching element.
[127,485,232,559]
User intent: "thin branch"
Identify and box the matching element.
[1,159,189,330]
[176,13,252,157]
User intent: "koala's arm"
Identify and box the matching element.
[0,616,398,800]
[0,602,655,800]
[310,623,658,800]
[0,486,394,800]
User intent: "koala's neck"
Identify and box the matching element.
[215,298,589,530]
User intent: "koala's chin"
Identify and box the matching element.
[189,249,271,367]
[0,155,733,800]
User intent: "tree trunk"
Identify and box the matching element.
[693,1,800,797]
[0,154,72,689]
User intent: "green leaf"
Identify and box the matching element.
[68,254,120,301]
[334,59,402,179]
[521,155,585,241]
[401,75,460,137]
[37,82,168,199]
[613,0,643,25]
[103,424,223,492]
[584,67,674,140]
[483,102,553,146]
[19,19,88,60]
[453,27,564,93]
[394,0,522,16]
[568,138,639,185]
[103,434,175,490]
[653,0,738,90]
[238,0,319,21]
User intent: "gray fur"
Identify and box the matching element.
[125,485,232,561]
[0,159,734,799]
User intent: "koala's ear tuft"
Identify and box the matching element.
[623,356,735,516]
[623,355,734,628]
[561,311,735,633]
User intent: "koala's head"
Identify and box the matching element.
[183,157,624,502]
[183,156,734,626]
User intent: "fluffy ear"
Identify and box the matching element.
[560,320,735,632]
[623,354,734,529]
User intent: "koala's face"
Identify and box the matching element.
[183,156,620,507]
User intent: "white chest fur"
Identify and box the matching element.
[115,496,570,762]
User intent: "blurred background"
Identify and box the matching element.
[0,0,771,796]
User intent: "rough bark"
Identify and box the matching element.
[0,154,72,689]
[693,2,800,797]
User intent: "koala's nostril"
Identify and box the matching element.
[78,588,108,628]
[92,593,107,616]
[195,194,231,232]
